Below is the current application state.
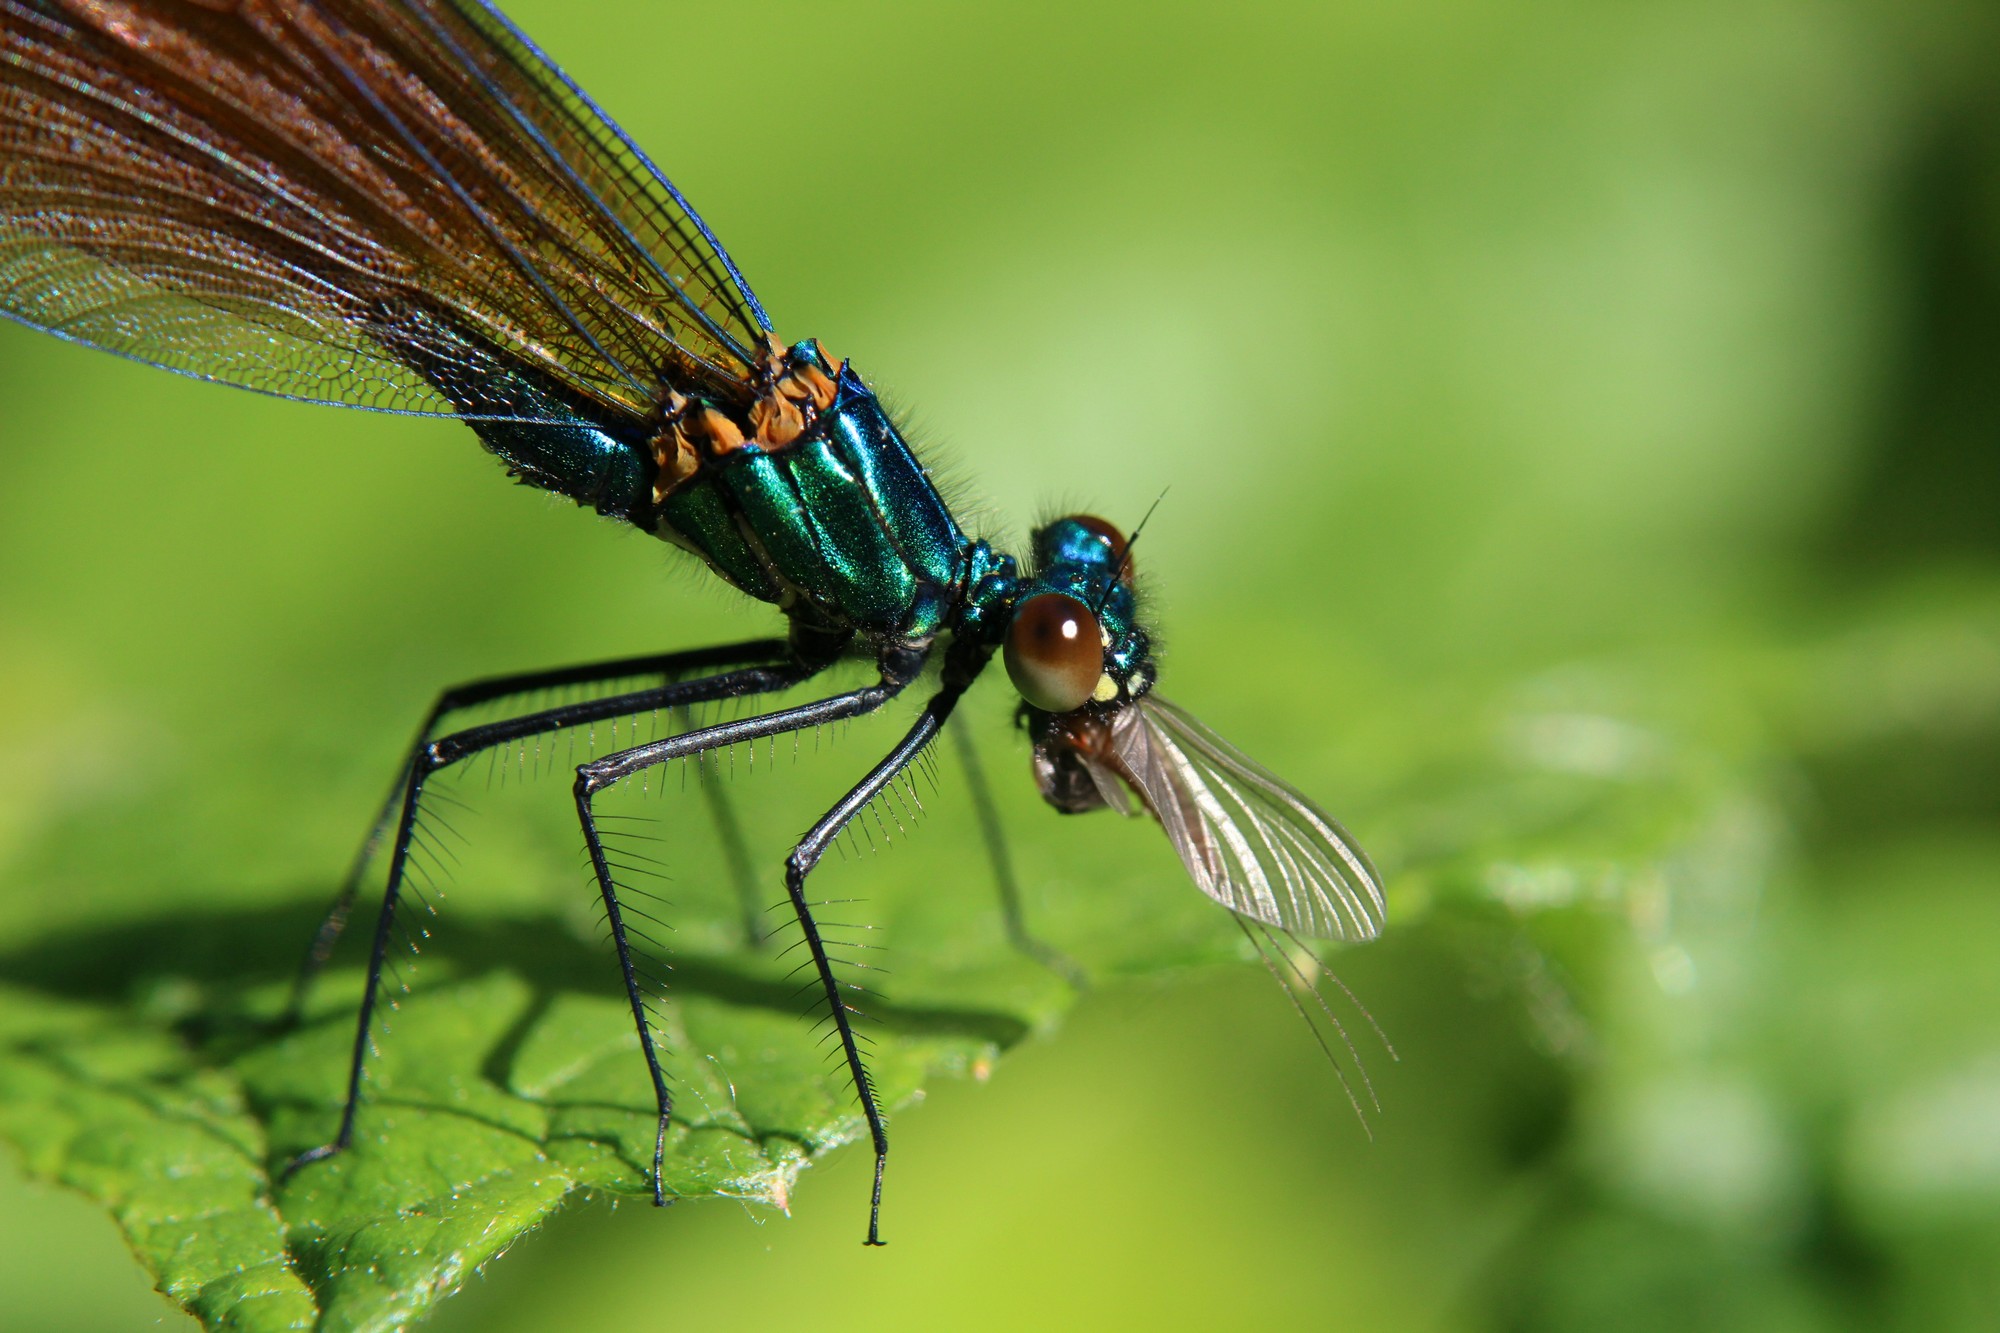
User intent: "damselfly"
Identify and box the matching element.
[0,0,1385,1244]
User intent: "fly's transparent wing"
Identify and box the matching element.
[1109,696,1385,942]
[0,0,767,424]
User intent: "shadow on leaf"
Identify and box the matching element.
[0,896,1033,1051]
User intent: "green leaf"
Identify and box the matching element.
[0,614,1826,1332]
[0,858,1064,1332]
[0,988,314,1331]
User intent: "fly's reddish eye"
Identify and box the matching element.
[1004,593,1103,713]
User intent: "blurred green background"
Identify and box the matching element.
[3,0,1998,1328]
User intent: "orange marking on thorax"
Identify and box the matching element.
[648,340,843,505]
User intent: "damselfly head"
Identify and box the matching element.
[1002,513,1155,712]
[1004,512,1145,809]
[1006,511,1153,810]
[1011,511,1385,942]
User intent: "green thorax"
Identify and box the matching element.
[651,344,970,642]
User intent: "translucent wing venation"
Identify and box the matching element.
[1111,696,1385,943]
[0,0,770,426]
[450,0,771,344]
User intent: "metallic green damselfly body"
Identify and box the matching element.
[0,0,1385,1243]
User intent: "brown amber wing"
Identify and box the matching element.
[0,0,769,424]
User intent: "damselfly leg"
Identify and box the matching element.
[949,714,1088,990]
[285,637,1040,1242]
[284,638,794,1024]
[573,646,939,1241]
[778,689,968,1246]
[285,642,828,1179]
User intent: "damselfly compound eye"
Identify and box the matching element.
[1005,593,1104,712]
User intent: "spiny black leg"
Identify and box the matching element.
[701,776,762,945]
[782,689,965,1245]
[284,649,816,1183]
[577,781,677,1205]
[572,655,928,1217]
[287,757,427,1173]
[949,713,1088,990]
[282,754,412,1027]
[283,639,790,1022]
